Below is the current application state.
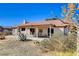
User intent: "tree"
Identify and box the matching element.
[62,4,79,33]
[62,3,79,55]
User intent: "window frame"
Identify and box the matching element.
[21,28,25,31]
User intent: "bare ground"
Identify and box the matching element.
[0,35,46,56]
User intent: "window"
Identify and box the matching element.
[21,28,25,31]
[30,28,35,35]
[48,28,54,34]
[48,28,54,36]
[64,27,68,35]
[51,29,54,34]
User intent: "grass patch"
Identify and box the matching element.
[47,51,77,56]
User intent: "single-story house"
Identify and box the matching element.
[12,19,71,40]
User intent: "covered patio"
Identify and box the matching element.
[18,24,53,38]
[27,25,54,38]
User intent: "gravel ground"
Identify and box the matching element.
[0,35,45,56]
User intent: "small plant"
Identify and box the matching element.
[18,33,27,41]
[34,41,40,44]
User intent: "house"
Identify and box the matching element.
[12,19,71,40]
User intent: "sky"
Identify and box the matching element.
[0,3,68,26]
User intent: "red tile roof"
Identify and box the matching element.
[18,19,70,27]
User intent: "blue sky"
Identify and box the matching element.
[0,3,68,26]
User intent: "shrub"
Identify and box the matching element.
[63,32,77,52]
[40,32,77,53]
[3,30,12,35]
[18,33,27,41]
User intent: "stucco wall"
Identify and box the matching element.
[12,28,18,35]
[54,28,64,35]
[25,28,31,38]
[54,27,70,35]
[13,27,65,36]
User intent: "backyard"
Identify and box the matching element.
[0,34,77,56]
[0,35,46,56]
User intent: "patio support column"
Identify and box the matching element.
[49,25,51,38]
[36,28,38,37]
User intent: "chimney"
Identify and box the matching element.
[23,20,26,24]
[23,19,29,24]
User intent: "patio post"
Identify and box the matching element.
[36,28,38,38]
[49,25,51,38]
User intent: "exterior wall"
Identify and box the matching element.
[13,27,66,36]
[26,28,31,38]
[12,26,71,41]
[20,27,36,38]
[20,29,26,35]
[54,28,64,32]
[19,27,48,38]
[54,27,69,35]
[12,28,18,35]
[12,26,70,41]
[54,28,64,35]
[19,28,31,38]
[59,28,64,32]
[26,28,30,35]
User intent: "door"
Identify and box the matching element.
[30,28,35,35]
[48,28,54,37]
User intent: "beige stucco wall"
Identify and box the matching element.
[12,28,18,35]
[54,28,64,34]
[20,29,26,35]
[54,27,69,35]
[26,28,31,38]
[59,28,64,32]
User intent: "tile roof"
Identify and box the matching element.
[18,19,70,27]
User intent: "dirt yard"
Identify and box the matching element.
[0,35,46,56]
